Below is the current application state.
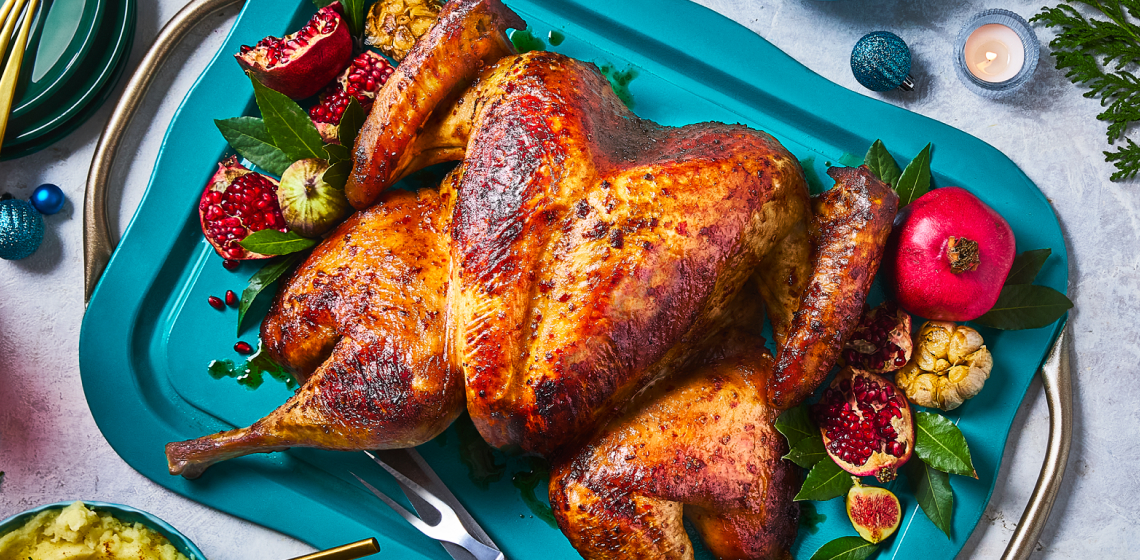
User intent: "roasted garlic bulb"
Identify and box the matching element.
[894,321,992,411]
[365,0,442,62]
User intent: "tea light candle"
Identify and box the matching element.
[954,9,1040,97]
[964,23,1024,82]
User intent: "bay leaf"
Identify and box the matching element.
[776,405,818,448]
[914,412,977,478]
[338,96,366,149]
[238,254,303,335]
[973,284,1073,330]
[910,459,954,538]
[895,143,933,207]
[215,117,293,176]
[250,75,326,162]
[808,536,878,560]
[323,160,352,191]
[341,0,366,37]
[794,459,854,501]
[864,139,902,187]
[784,435,827,469]
[239,230,319,256]
[324,143,351,165]
[1005,248,1052,285]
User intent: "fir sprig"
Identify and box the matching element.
[1033,1,1140,180]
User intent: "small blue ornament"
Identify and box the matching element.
[0,197,45,260]
[30,183,65,215]
[851,31,914,92]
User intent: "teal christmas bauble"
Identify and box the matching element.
[0,198,45,260]
[851,31,914,92]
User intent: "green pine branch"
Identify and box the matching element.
[1034,0,1140,181]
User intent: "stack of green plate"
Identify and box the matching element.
[1,0,135,160]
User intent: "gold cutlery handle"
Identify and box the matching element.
[83,0,245,303]
[288,538,380,560]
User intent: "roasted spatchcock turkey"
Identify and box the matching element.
[167,0,898,557]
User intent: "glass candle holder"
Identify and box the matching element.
[954,9,1040,98]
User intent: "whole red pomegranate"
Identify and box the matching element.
[235,4,353,99]
[199,157,287,261]
[887,187,1015,321]
[812,368,914,483]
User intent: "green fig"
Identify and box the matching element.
[276,158,351,237]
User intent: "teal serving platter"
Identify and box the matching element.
[78,1,1068,559]
[0,501,206,559]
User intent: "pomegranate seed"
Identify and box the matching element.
[234,341,254,354]
[225,290,238,307]
[222,259,240,271]
[208,296,224,310]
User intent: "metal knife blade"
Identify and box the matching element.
[371,448,502,560]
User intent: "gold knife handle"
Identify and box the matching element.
[83,0,245,303]
[1000,321,1072,560]
[287,538,380,560]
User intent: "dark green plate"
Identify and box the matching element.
[0,0,134,159]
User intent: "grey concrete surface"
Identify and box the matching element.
[0,1,1133,559]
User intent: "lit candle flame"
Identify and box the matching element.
[977,51,998,72]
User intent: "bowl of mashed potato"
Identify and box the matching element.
[0,500,205,560]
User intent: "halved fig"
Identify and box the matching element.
[235,4,353,99]
[846,478,902,543]
[812,367,914,483]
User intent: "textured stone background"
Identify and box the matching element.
[0,1,1133,559]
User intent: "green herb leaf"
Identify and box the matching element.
[250,75,326,162]
[784,435,828,469]
[914,412,977,478]
[794,460,854,501]
[312,0,337,7]
[864,139,902,187]
[238,254,302,335]
[973,284,1073,330]
[1106,137,1140,181]
[776,405,818,448]
[215,117,294,176]
[323,160,352,191]
[910,459,954,538]
[1032,4,1140,181]
[324,143,351,164]
[341,0,366,37]
[808,536,878,560]
[239,230,319,256]
[338,96,367,148]
[1005,248,1053,285]
[895,143,932,207]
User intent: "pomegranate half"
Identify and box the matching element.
[812,368,914,483]
[235,4,353,99]
[887,186,1015,322]
[199,156,287,261]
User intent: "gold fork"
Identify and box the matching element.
[0,0,38,152]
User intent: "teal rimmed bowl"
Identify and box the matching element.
[0,501,205,560]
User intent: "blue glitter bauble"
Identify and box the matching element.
[851,31,912,92]
[30,183,65,215]
[0,198,45,260]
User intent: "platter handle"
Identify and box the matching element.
[84,0,245,303]
[1000,321,1072,560]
